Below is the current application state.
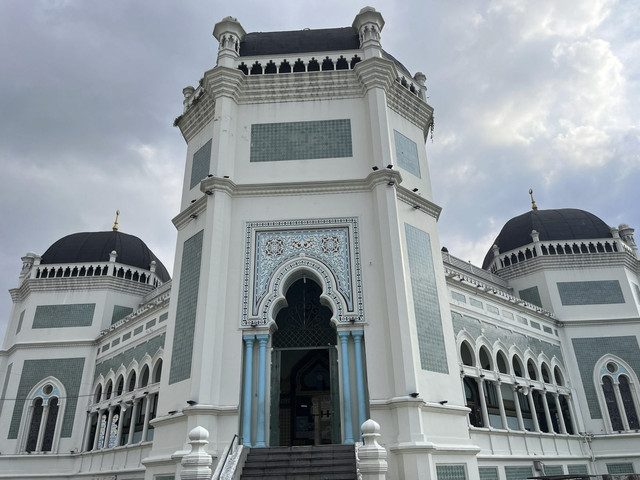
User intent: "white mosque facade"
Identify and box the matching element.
[1,7,640,480]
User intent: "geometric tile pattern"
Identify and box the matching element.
[111,305,133,325]
[519,286,542,307]
[32,304,95,329]
[451,291,466,303]
[557,280,624,305]
[190,139,212,189]
[479,467,499,480]
[436,465,466,480]
[250,119,352,162]
[94,333,165,381]
[607,463,635,474]
[146,319,156,329]
[572,336,640,418]
[405,224,448,373]
[159,312,169,322]
[134,326,143,335]
[567,465,589,475]
[9,357,85,438]
[394,130,421,178]
[544,466,563,476]
[504,466,533,480]
[169,230,204,384]
[530,321,541,330]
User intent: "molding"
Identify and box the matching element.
[177,92,215,143]
[390,442,481,455]
[172,195,208,230]
[422,402,471,416]
[1,339,96,356]
[182,404,239,416]
[397,186,441,220]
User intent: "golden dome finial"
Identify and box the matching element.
[529,189,538,211]
[112,210,120,231]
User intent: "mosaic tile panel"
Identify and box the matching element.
[487,304,499,314]
[519,286,542,308]
[543,326,553,334]
[9,357,85,438]
[557,280,624,305]
[437,465,466,480]
[111,305,133,325]
[123,332,131,341]
[479,467,499,480]
[159,312,169,322]
[505,466,533,480]
[94,333,165,381]
[405,224,448,373]
[250,119,352,162]
[452,311,564,363]
[0,363,12,416]
[545,466,563,476]
[190,139,212,189]
[134,325,143,335]
[146,319,157,329]
[32,303,95,328]
[530,321,541,330]
[394,130,421,178]
[102,344,110,352]
[607,463,635,474]
[452,291,466,303]
[16,310,24,334]
[470,298,483,309]
[567,465,589,475]
[169,230,204,384]
[572,336,640,418]
[111,338,120,347]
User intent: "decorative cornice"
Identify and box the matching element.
[172,195,208,230]
[353,56,397,92]
[203,65,246,102]
[396,185,441,220]
[387,81,434,138]
[177,92,215,143]
[0,340,96,356]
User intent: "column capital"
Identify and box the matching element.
[256,334,269,342]
[243,334,256,342]
[352,330,364,340]
[338,330,351,340]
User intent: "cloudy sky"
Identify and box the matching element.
[1,0,638,341]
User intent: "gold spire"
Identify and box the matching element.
[112,210,120,231]
[529,189,538,211]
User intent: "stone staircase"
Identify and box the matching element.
[239,444,357,480]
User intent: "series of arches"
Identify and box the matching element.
[85,353,163,451]
[34,264,158,286]
[238,55,362,75]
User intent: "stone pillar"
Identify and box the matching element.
[352,330,367,436]
[242,335,255,446]
[477,378,491,428]
[566,394,579,434]
[141,396,151,442]
[115,406,125,446]
[93,410,103,450]
[180,426,212,480]
[613,381,631,431]
[359,419,388,480]
[553,393,567,434]
[541,392,554,433]
[495,381,508,429]
[513,387,526,431]
[35,404,50,452]
[527,390,540,432]
[338,331,354,444]
[127,400,139,445]
[255,334,269,447]
[104,406,115,448]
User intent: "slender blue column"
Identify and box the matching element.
[352,330,367,437]
[242,335,255,446]
[338,331,354,444]
[255,334,270,447]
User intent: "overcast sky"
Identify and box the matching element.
[1,0,638,341]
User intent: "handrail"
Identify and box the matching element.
[213,434,239,480]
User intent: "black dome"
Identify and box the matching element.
[41,231,171,282]
[482,209,612,269]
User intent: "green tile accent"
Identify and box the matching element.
[470,298,483,308]
[479,467,499,480]
[123,332,131,341]
[112,338,120,347]
[505,466,533,480]
[572,336,640,418]
[567,465,589,475]
[543,326,553,334]
[159,312,169,322]
[530,321,541,330]
[94,334,165,381]
[156,476,175,480]
[607,463,635,474]
[250,120,352,162]
[0,363,12,416]
[405,224,448,373]
[452,291,466,303]
[134,326,143,335]
[102,344,110,352]
[545,466,563,476]
[9,357,85,438]
[112,305,134,325]
[33,304,95,328]
[146,319,157,329]
[437,465,466,480]
[519,286,542,307]
[16,310,25,334]
[169,230,204,384]
[190,139,212,189]
[394,130,421,178]
[557,280,624,305]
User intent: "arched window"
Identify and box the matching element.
[95,384,103,403]
[527,359,538,380]
[479,346,492,370]
[554,366,564,386]
[541,363,551,383]
[20,380,64,453]
[105,380,113,400]
[153,360,163,384]
[512,355,524,377]
[115,375,124,396]
[127,371,137,392]
[496,351,509,374]
[140,366,150,388]
[596,358,640,432]
[460,341,474,366]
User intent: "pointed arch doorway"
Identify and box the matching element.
[269,277,341,446]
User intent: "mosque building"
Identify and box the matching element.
[0,7,639,480]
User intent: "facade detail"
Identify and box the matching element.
[1,6,639,480]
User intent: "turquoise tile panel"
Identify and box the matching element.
[505,467,533,480]
[16,310,25,334]
[9,357,85,438]
[557,280,624,305]
[452,291,466,303]
[607,463,635,474]
[33,304,95,328]
[567,465,588,475]
[111,338,120,347]
[111,305,133,325]
[123,332,131,341]
[0,363,12,416]
[250,120,352,162]
[94,334,165,381]
[572,336,640,418]
[437,465,466,480]
[146,319,157,329]
[159,312,169,322]
[169,230,204,384]
[530,321,541,330]
[470,298,483,308]
[519,286,542,307]
[545,466,563,476]
[394,130,421,178]
[134,325,143,335]
[405,224,448,373]
[479,467,499,480]
[190,139,212,189]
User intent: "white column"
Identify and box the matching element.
[613,382,630,431]
[513,387,525,431]
[495,381,508,429]
[92,411,103,450]
[141,396,152,442]
[553,393,567,434]
[477,378,490,428]
[83,413,94,451]
[566,394,579,434]
[35,404,50,452]
[541,392,554,433]
[527,390,540,432]
[115,406,125,446]
[104,406,115,448]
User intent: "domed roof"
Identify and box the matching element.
[41,231,171,282]
[482,208,612,269]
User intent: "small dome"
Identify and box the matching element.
[41,231,170,282]
[482,208,612,270]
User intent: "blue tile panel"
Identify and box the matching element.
[451,291,466,303]
[9,357,85,438]
[169,230,204,384]
[572,336,640,418]
[567,465,589,475]
[32,303,95,328]
[102,344,110,352]
[451,311,564,363]
[557,280,624,305]
[543,325,553,334]
[519,286,542,307]
[470,298,483,309]
[437,465,467,480]
[94,333,165,381]
[16,310,24,334]
[159,312,169,322]
[479,467,499,480]
[112,338,120,347]
[190,139,212,189]
[111,305,134,325]
[394,130,421,178]
[123,332,131,341]
[146,319,157,329]
[505,467,533,480]
[0,363,12,416]
[607,463,635,474]
[250,120,352,162]
[405,224,448,373]
[134,325,143,335]
[530,321,541,330]
[545,466,563,476]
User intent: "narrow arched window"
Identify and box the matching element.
[153,360,163,384]
[140,366,150,388]
[128,371,137,392]
[116,376,124,396]
[25,398,44,452]
[527,360,538,380]
[512,355,524,377]
[619,375,640,429]
[460,342,474,366]
[41,397,59,452]
[602,375,623,431]
[479,346,492,370]
[497,351,509,374]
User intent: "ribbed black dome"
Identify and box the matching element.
[482,209,612,269]
[41,231,170,282]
